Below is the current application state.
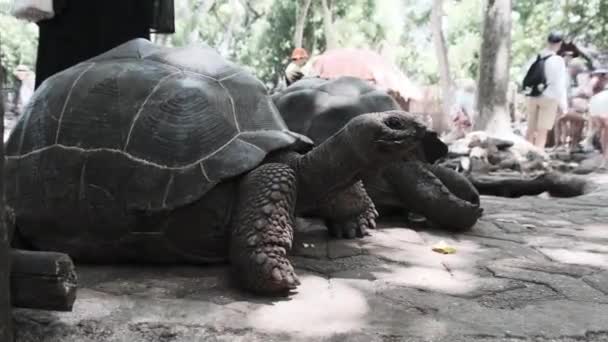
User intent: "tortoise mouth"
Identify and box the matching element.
[374,136,419,153]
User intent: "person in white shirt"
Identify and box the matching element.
[588,72,608,167]
[523,32,569,148]
[13,65,35,115]
[448,79,477,140]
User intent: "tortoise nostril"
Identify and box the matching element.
[385,116,406,130]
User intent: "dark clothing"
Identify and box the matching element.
[35,0,174,89]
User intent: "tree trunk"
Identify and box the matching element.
[218,0,241,56]
[293,0,313,48]
[0,38,14,342]
[320,0,337,50]
[474,0,513,136]
[430,0,452,131]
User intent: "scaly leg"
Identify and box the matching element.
[314,181,378,239]
[229,163,300,295]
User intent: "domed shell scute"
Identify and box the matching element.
[5,39,307,211]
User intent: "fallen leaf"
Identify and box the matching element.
[496,218,518,223]
[432,240,457,254]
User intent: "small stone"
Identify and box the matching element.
[280,183,290,192]
[271,184,280,191]
[247,236,258,246]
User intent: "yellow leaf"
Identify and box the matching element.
[432,241,457,254]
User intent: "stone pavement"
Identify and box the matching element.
[14,174,608,342]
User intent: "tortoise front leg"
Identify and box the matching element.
[428,164,480,206]
[314,181,378,239]
[383,161,483,232]
[229,163,300,295]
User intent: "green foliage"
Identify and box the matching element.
[2,0,608,89]
[562,0,608,50]
[0,13,38,86]
[242,0,296,85]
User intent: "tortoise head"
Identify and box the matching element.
[343,110,428,161]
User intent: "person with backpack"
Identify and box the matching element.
[522,32,569,148]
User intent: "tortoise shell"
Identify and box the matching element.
[6,38,310,213]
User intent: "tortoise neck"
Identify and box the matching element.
[291,128,366,211]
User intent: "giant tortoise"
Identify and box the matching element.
[272,76,483,231]
[5,39,431,295]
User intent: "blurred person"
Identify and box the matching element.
[521,32,569,148]
[552,58,589,148]
[12,64,35,114]
[443,79,476,142]
[34,0,175,89]
[579,69,608,150]
[588,87,608,167]
[284,47,309,86]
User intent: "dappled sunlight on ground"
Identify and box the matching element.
[539,248,608,269]
[574,224,608,239]
[247,275,369,337]
[373,266,482,295]
[364,228,502,296]
[367,229,485,269]
[56,289,127,323]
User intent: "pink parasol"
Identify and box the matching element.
[310,48,423,101]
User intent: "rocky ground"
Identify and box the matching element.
[12,172,608,342]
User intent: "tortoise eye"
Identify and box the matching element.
[385,116,406,130]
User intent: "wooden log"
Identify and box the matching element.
[10,249,77,311]
[468,172,588,198]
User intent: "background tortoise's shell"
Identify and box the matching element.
[272,76,447,163]
[272,76,400,143]
[6,38,309,212]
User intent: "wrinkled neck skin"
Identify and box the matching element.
[267,128,367,213]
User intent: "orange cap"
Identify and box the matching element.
[291,48,309,60]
